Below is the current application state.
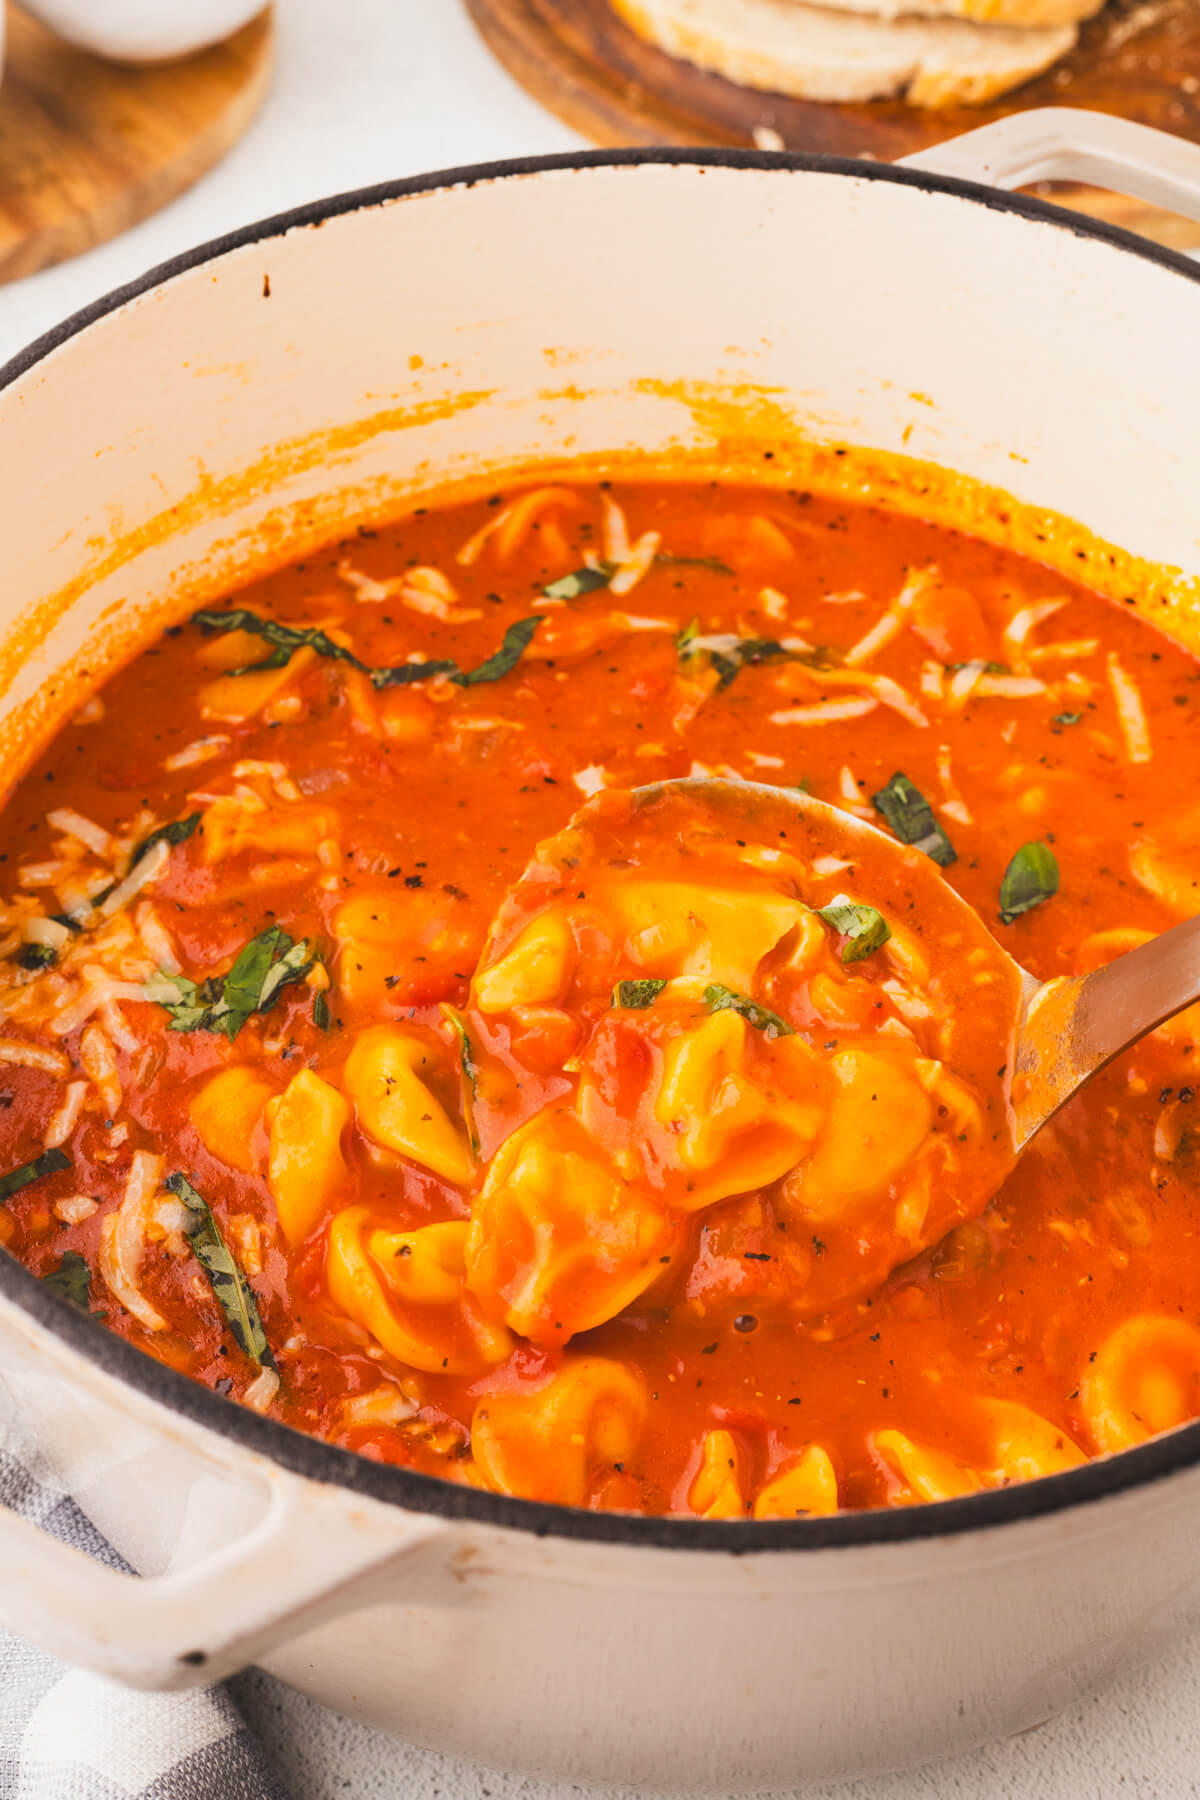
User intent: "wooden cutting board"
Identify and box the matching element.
[0,4,274,285]
[466,0,1200,250]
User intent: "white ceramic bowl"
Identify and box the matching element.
[18,0,267,62]
[0,107,1199,1791]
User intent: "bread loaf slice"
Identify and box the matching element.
[609,0,1079,105]
[763,0,1101,27]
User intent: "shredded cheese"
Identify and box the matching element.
[98,1151,167,1332]
[769,698,878,727]
[1107,653,1152,763]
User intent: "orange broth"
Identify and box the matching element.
[1,477,1199,1518]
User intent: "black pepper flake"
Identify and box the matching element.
[404,875,424,889]
[812,1237,826,1256]
[743,1251,771,1261]
[701,1341,719,1355]
[1181,1087,1196,1104]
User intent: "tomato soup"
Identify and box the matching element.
[1,477,1198,1518]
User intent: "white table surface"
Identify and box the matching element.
[2,2,1198,1794]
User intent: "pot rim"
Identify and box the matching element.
[3,145,1199,1553]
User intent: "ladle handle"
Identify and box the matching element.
[1013,915,1200,1148]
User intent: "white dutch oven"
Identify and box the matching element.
[1,108,1200,1791]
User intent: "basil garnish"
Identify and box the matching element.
[655,553,734,575]
[440,1005,480,1154]
[543,564,615,600]
[613,978,667,1009]
[816,898,891,964]
[0,1146,70,1202]
[452,615,542,687]
[166,1174,274,1366]
[312,990,331,1031]
[702,984,794,1039]
[192,608,365,677]
[41,1250,91,1309]
[147,926,317,1040]
[86,810,203,916]
[127,812,203,870]
[871,772,957,868]
[1053,711,1082,727]
[193,607,543,691]
[16,943,57,971]
[677,631,839,692]
[998,842,1059,925]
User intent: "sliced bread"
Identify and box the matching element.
[609,0,1079,105]
[761,0,1102,27]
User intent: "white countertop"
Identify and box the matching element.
[2,2,1198,1793]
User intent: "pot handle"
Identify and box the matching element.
[0,1453,445,1689]
[898,107,1200,225]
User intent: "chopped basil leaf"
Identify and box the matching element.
[127,811,202,870]
[0,1146,70,1202]
[816,897,891,963]
[41,1250,91,1309]
[88,809,204,914]
[196,606,545,692]
[369,659,460,690]
[192,608,368,677]
[16,943,57,971]
[678,632,839,692]
[654,553,734,575]
[49,913,83,935]
[998,842,1059,925]
[452,615,543,687]
[147,927,317,1040]
[312,990,331,1031]
[613,978,667,1009]
[440,1004,479,1155]
[543,564,615,600]
[702,983,794,1039]
[947,660,1011,675]
[871,772,957,868]
[1053,711,1082,726]
[166,1174,275,1366]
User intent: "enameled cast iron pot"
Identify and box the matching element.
[1,107,1200,1791]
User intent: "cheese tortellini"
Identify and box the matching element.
[343,1025,474,1187]
[327,1208,512,1376]
[875,1401,1087,1504]
[465,1111,679,1343]
[267,1068,350,1244]
[1080,1317,1200,1453]
[471,1357,647,1506]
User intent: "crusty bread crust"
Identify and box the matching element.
[609,0,1079,106]
[764,0,1101,26]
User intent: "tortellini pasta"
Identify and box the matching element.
[473,906,577,1012]
[465,1111,679,1343]
[787,1047,934,1218]
[327,1208,512,1376]
[688,1429,747,1519]
[336,888,483,1009]
[471,1357,647,1507]
[648,1009,826,1209]
[266,1068,350,1244]
[189,1066,275,1174]
[1080,1316,1200,1454]
[875,1401,1087,1504]
[754,1446,839,1519]
[343,1024,474,1187]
